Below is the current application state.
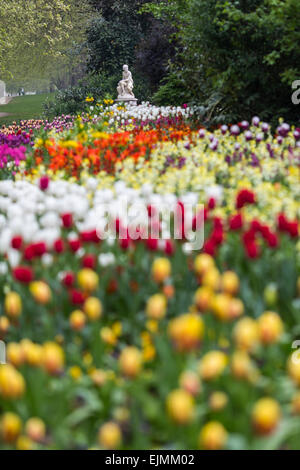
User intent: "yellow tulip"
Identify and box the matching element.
[0,412,22,443]
[84,297,103,321]
[77,269,99,292]
[199,351,228,381]
[199,421,228,450]
[166,389,195,424]
[257,311,283,344]
[98,422,122,450]
[252,398,281,435]
[119,347,142,378]
[168,313,204,352]
[29,281,51,304]
[146,294,167,320]
[5,292,22,318]
[151,258,171,283]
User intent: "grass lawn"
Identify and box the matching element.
[0,93,52,126]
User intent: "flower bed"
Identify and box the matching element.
[0,105,299,450]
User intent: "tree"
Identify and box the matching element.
[86,0,175,94]
[0,0,92,87]
[152,0,300,124]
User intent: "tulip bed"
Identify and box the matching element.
[0,102,299,450]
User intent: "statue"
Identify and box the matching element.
[116,65,137,105]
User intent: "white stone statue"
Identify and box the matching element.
[116,65,137,104]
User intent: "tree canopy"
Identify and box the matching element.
[0,0,92,86]
[150,0,300,123]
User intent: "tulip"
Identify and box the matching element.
[84,297,103,321]
[194,286,214,312]
[13,266,34,284]
[179,371,201,396]
[70,310,86,331]
[25,418,46,443]
[233,317,259,351]
[209,392,228,411]
[39,176,50,191]
[119,347,142,378]
[0,412,22,443]
[194,253,214,276]
[7,342,24,367]
[221,271,240,296]
[98,422,122,450]
[0,316,10,335]
[24,342,43,367]
[162,284,175,299]
[69,366,82,380]
[90,369,107,387]
[257,311,283,344]
[202,267,221,291]
[16,435,34,450]
[252,398,281,435]
[100,327,117,346]
[151,258,171,283]
[199,421,228,450]
[228,298,244,320]
[42,342,65,375]
[4,291,22,318]
[211,294,231,321]
[166,389,195,424]
[0,364,25,398]
[168,313,204,351]
[231,351,257,382]
[77,269,99,292]
[199,351,228,381]
[146,294,167,320]
[29,281,52,304]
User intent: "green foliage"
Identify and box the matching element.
[0,1,92,84]
[43,72,153,118]
[153,0,300,124]
[152,71,191,106]
[86,13,142,75]
[86,0,175,96]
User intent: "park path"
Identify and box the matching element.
[0,97,12,105]
[0,96,13,118]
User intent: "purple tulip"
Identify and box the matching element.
[244,131,253,141]
[261,122,269,133]
[252,116,260,127]
[240,121,249,130]
[230,125,240,136]
[294,130,300,141]
[209,140,218,151]
[277,123,290,137]
[256,133,264,143]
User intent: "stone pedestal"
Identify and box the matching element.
[115,97,138,106]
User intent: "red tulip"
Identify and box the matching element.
[61,213,73,228]
[13,266,34,283]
